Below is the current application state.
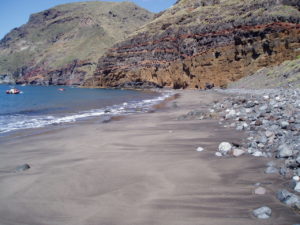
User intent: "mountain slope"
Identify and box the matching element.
[86,0,300,89]
[228,56,300,89]
[0,1,153,85]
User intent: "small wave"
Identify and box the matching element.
[0,91,173,134]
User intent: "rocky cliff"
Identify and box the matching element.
[0,1,153,85]
[87,0,300,89]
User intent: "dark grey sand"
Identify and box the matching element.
[0,91,299,225]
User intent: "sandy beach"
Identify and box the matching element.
[0,90,299,225]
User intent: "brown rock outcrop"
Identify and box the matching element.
[87,0,300,89]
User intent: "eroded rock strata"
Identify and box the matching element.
[87,0,300,89]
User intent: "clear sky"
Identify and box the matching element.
[0,0,177,40]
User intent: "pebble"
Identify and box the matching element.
[252,151,263,157]
[254,187,266,195]
[265,166,278,174]
[265,131,274,138]
[215,152,222,157]
[232,149,245,157]
[297,168,300,176]
[15,164,30,172]
[263,95,269,100]
[294,182,300,192]
[255,120,263,126]
[279,167,288,176]
[277,144,294,158]
[280,121,289,129]
[293,176,300,181]
[218,142,232,155]
[196,147,204,152]
[252,206,272,219]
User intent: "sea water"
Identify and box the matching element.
[0,85,171,135]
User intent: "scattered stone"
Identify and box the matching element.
[252,206,272,219]
[280,121,290,129]
[296,168,300,176]
[257,136,268,144]
[215,152,222,157]
[267,161,276,167]
[15,164,30,172]
[254,187,266,195]
[255,120,263,126]
[279,167,288,176]
[277,189,300,210]
[232,149,245,157]
[196,147,204,152]
[285,158,298,169]
[218,142,232,155]
[263,95,269,100]
[277,144,293,158]
[225,109,236,119]
[252,151,263,157]
[265,131,274,138]
[245,102,256,108]
[207,89,300,211]
[289,179,297,189]
[294,182,300,192]
[265,166,278,174]
[293,176,300,181]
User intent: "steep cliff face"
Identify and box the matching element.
[0,1,153,85]
[88,0,300,89]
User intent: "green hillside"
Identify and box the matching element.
[0,1,153,85]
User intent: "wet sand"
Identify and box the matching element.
[0,90,299,225]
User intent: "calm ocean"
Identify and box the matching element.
[0,85,171,135]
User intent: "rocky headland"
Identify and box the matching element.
[0,1,153,85]
[86,0,300,89]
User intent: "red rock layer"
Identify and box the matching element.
[88,22,300,89]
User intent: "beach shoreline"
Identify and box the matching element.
[0,86,172,142]
[0,90,299,225]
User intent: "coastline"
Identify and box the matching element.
[0,86,171,141]
[0,90,299,224]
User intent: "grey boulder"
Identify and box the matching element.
[252,206,272,219]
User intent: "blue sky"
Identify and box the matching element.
[0,0,177,39]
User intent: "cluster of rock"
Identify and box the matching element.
[211,88,300,211]
[184,88,300,216]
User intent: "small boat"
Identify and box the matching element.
[6,88,21,94]
[58,88,65,92]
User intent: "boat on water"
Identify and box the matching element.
[6,88,21,94]
[58,88,65,92]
